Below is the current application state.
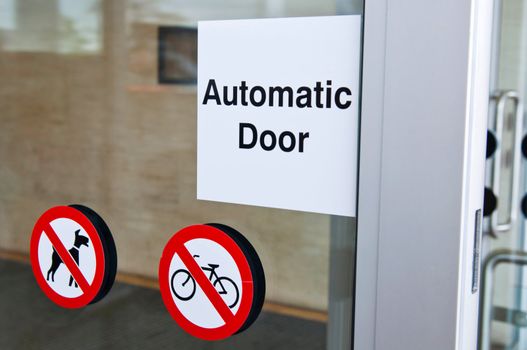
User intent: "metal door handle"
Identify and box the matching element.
[489,90,523,234]
[478,250,527,350]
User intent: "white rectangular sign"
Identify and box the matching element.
[197,16,361,217]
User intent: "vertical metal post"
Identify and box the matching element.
[327,217,356,350]
[328,1,362,348]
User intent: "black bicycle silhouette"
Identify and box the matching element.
[170,255,240,309]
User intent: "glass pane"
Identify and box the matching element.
[482,0,527,349]
[0,1,362,349]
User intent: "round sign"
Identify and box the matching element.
[30,205,117,308]
[159,224,265,341]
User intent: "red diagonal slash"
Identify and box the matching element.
[43,222,90,293]
[175,244,235,324]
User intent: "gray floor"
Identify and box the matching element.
[0,259,325,350]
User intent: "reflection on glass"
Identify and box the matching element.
[158,26,197,84]
[128,0,336,23]
[0,0,361,349]
[0,0,101,54]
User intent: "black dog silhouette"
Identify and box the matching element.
[46,229,90,288]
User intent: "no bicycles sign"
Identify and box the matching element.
[159,224,265,340]
[30,205,117,308]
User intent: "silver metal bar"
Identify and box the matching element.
[478,250,527,350]
[482,0,501,238]
[327,216,355,350]
[328,2,362,349]
[488,0,503,91]
[490,90,523,234]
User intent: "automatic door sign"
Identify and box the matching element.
[30,205,117,308]
[198,16,362,217]
[159,224,265,341]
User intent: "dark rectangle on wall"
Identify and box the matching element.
[158,26,197,84]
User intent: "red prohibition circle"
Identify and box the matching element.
[30,206,106,308]
[159,225,254,341]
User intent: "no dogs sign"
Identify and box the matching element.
[30,205,117,308]
[159,224,265,340]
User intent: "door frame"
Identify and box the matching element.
[354,1,493,349]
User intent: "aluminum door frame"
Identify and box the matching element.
[354,1,494,349]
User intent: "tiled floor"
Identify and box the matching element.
[0,259,326,350]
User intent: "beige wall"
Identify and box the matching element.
[0,0,333,311]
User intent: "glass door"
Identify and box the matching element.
[0,1,362,349]
[480,1,527,349]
